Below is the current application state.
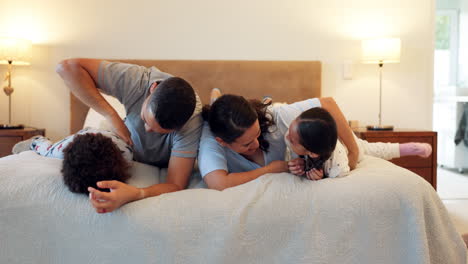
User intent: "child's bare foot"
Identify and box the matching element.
[399,143,432,158]
[262,95,272,105]
[210,88,222,105]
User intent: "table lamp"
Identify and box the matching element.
[362,38,400,131]
[0,37,32,129]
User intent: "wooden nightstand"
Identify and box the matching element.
[0,128,45,158]
[353,128,438,190]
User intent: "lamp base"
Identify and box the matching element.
[0,124,24,129]
[366,125,393,131]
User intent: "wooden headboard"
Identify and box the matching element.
[70,60,321,133]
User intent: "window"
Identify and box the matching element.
[434,10,459,96]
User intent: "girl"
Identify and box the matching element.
[285,107,431,180]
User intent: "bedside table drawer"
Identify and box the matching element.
[405,167,433,185]
[392,156,431,168]
[0,128,45,158]
[0,136,22,157]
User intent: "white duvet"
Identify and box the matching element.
[0,151,466,264]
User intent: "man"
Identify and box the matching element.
[56,59,202,213]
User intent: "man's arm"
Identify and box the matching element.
[157,156,195,193]
[88,156,195,214]
[319,97,358,170]
[56,58,132,144]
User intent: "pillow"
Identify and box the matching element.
[127,161,207,189]
[83,93,126,130]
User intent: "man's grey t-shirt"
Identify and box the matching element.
[97,61,203,167]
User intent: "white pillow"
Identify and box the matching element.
[83,93,127,130]
[127,161,207,189]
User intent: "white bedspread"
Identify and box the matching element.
[0,151,466,264]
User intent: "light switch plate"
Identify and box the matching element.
[343,60,353,80]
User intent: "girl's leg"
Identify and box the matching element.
[32,135,74,158]
[37,136,75,159]
[210,88,222,105]
[13,134,75,159]
[356,137,400,160]
[30,136,55,156]
[12,135,47,155]
[399,143,432,158]
[356,136,432,160]
[262,95,273,105]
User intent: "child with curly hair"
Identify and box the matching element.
[13,128,133,194]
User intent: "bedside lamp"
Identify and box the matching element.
[362,38,400,131]
[0,37,32,129]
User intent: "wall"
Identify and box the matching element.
[0,0,435,140]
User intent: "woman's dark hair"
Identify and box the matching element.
[297,107,338,164]
[61,133,131,194]
[202,94,275,151]
[148,77,196,130]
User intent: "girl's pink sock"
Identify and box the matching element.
[399,143,432,158]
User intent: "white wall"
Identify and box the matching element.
[0,0,435,140]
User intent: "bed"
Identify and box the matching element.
[0,60,466,264]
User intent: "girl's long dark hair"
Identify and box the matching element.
[202,94,275,152]
[296,107,338,167]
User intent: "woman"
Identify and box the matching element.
[198,93,359,190]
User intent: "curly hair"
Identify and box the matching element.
[61,133,131,194]
[202,94,275,152]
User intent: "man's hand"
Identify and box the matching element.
[288,158,305,176]
[88,181,141,214]
[266,160,289,174]
[107,115,133,146]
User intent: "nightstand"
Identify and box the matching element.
[0,128,45,158]
[353,128,437,190]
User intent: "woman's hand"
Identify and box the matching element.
[266,160,289,173]
[287,158,305,176]
[88,181,141,214]
[305,168,324,181]
[348,151,358,170]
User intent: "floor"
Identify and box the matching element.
[437,167,468,259]
[438,167,468,200]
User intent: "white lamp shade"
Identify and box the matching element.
[0,37,32,65]
[362,38,401,64]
